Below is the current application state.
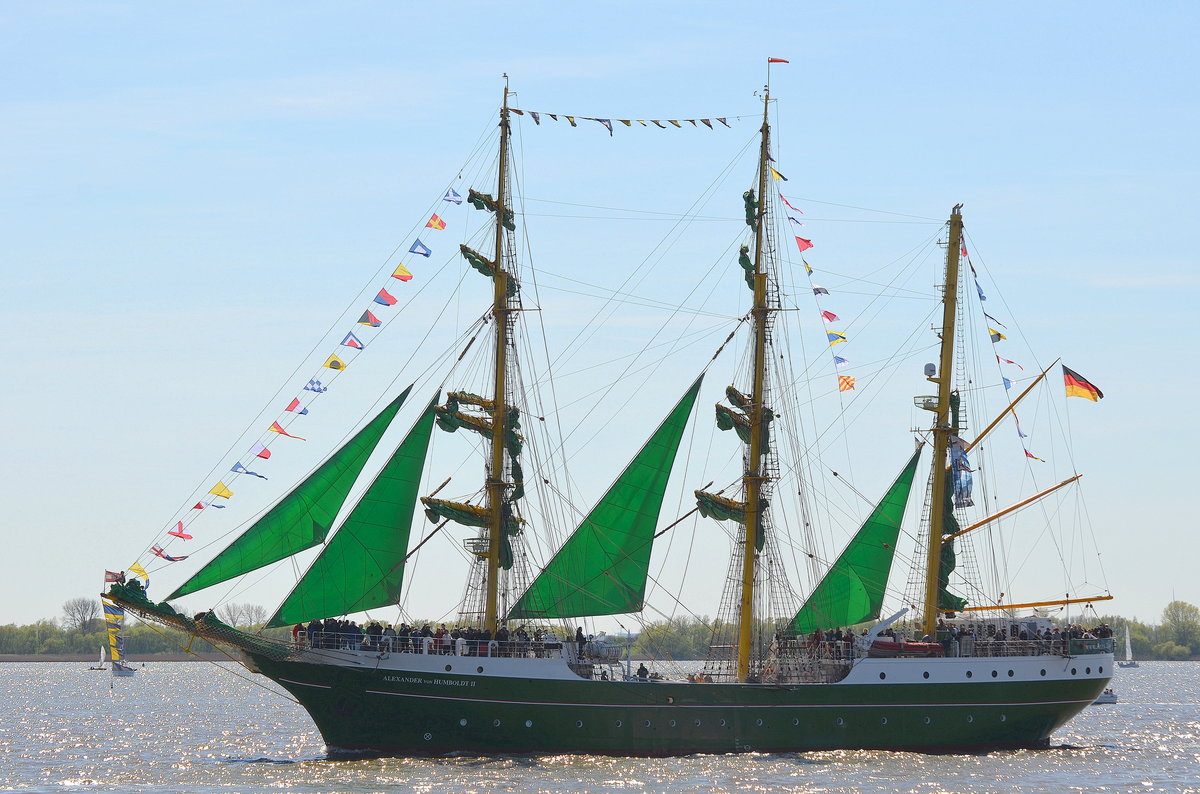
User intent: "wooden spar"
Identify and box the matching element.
[960,358,1059,455]
[921,206,964,637]
[736,84,773,684]
[958,594,1112,612]
[944,474,1082,541]
[484,78,513,635]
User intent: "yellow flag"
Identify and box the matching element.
[770,167,788,181]
[323,354,347,370]
[129,562,149,581]
[208,481,234,499]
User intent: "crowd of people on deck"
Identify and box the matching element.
[290,619,569,657]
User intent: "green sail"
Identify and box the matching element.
[789,448,922,634]
[507,376,703,620]
[265,395,437,628]
[168,388,413,600]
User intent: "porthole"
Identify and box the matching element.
[923,716,931,725]
[1099,666,1104,674]
[1040,669,1047,677]
[756,718,764,727]
[836,717,845,726]
[444,665,452,672]
[1007,670,1014,678]
[719,719,726,727]
[922,671,930,679]
[525,720,533,728]
[879,672,886,680]
[1086,667,1092,674]
[667,696,674,704]
[670,720,677,727]
[493,719,501,727]
[575,721,583,728]
[880,717,888,726]
[477,666,484,673]
[991,670,998,678]
[459,718,468,727]
[423,732,432,741]
[1071,668,1077,675]
[644,720,651,728]
[695,720,702,727]
[966,670,973,679]
[615,720,622,728]
[1000,714,1007,722]
[792,718,799,726]
[967,715,974,723]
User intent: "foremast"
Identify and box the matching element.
[420,79,522,635]
[736,87,775,683]
[483,81,515,635]
[920,204,964,638]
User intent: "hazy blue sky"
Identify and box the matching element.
[2,2,1197,629]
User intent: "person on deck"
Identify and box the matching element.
[575,627,586,658]
[636,663,649,680]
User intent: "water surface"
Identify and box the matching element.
[2,661,1196,792]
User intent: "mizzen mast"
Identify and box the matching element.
[920,204,964,638]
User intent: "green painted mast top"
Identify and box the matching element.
[921,204,964,638]
[484,77,514,635]
[735,81,775,683]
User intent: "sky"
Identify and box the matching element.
[2,2,1198,631]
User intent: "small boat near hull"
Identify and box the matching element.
[1092,688,1117,704]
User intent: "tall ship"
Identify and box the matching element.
[105,67,1114,755]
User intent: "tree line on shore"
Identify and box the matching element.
[4,598,1198,660]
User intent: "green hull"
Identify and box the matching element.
[249,654,1109,756]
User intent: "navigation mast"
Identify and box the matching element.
[921,205,964,638]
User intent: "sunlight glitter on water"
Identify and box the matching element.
[2,661,1199,793]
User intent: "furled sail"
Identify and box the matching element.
[507,376,703,620]
[102,596,124,662]
[789,448,922,634]
[168,388,413,599]
[265,395,438,628]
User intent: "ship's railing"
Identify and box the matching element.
[297,632,577,659]
[782,635,1115,661]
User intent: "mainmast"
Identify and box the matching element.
[484,80,514,635]
[735,86,775,683]
[920,204,964,638]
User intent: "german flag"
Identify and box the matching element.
[1063,365,1103,401]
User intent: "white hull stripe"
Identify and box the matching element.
[279,677,333,689]
[362,689,1094,710]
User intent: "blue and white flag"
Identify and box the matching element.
[232,462,268,480]
[788,215,804,227]
[834,355,849,367]
[304,379,329,393]
[1003,377,1013,391]
[409,239,432,258]
[975,281,987,302]
[443,188,463,205]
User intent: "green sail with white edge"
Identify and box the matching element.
[168,387,413,600]
[266,395,437,628]
[789,447,922,634]
[507,376,703,620]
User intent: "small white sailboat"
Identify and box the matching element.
[1118,626,1139,668]
[87,646,107,671]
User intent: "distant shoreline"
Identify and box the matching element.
[0,653,229,662]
